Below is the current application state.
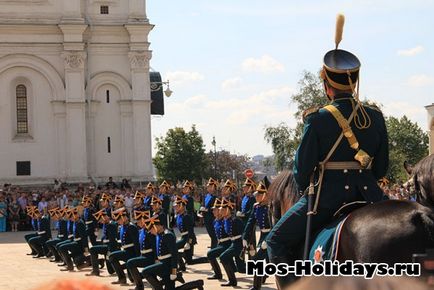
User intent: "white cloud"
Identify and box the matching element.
[165,71,205,85]
[407,74,434,87]
[221,77,242,90]
[383,101,426,128]
[241,54,285,74]
[397,46,424,56]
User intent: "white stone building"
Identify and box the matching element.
[0,0,156,185]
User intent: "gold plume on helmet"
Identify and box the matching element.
[335,13,345,49]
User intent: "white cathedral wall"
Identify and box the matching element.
[0,67,58,182]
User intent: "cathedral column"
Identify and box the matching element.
[128,50,153,179]
[60,24,88,182]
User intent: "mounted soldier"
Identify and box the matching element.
[266,14,389,289]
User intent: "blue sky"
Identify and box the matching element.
[147,0,434,157]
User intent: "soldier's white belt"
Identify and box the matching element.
[58,234,64,238]
[122,243,134,250]
[102,239,109,244]
[261,228,271,233]
[85,221,93,225]
[180,231,189,236]
[218,237,230,243]
[117,239,122,243]
[231,235,242,241]
[141,249,153,254]
[37,231,46,235]
[68,234,74,239]
[74,238,81,241]
[158,254,172,260]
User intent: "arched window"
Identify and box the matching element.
[16,85,28,134]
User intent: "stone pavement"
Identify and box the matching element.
[0,228,275,290]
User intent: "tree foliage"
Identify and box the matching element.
[386,116,429,182]
[153,125,208,183]
[204,150,250,181]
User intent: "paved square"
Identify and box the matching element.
[0,228,275,290]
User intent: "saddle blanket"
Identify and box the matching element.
[309,215,349,263]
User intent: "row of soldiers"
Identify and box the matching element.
[23,177,272,290]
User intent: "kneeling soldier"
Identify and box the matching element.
[126,210,155,290]
[219,198,244,287]
[173,196,195,271]
[46,207,68,262]
[142,216,178,290]
[86,208,119,276]
[28,208,51,258]
[207,198,231,280]
[242,178,271,290]
[57,207,89,271]
[24,206,39,255]
[108,207,140,285]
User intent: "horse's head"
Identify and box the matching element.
[404,156,434,208]
[267,170,301,224]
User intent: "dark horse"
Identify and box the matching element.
[268,154,434,266]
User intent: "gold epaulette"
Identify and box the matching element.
[365,104,382,113]
[302,107,320,122]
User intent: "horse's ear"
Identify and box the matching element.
[404,160,414,175]
[263,176,271,189]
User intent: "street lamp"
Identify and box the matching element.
[150,79,173,97]
[212,136,217,177]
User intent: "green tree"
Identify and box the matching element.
[386,116,429,182]
[153,125,208,183]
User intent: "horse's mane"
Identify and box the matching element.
[413,154,434,207]
[268,170,299,223]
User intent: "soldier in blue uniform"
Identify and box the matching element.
[173,195,195,271]
[54,207,74,267]
[125,210,155,290]
[100,193,112,217]
[198,178,219,249]
[221,180,237,202]
[24,206,38,255]
[266,14,389,289]
[243,179,271,290]
[159,180,172,213]
[237,177,257,259]
[151,195,169,229]
[46,207,68,262]
[28,208,51,258]
[57,207,90,271]
[86,209,119,276]
[219,198,245,287]
[132,191,146,217]
[142,216,179,290]
[108,207,140,285]
[181,180,195,216]
[82,196,97,246]
[144,183,156,210]
[206,198,232,280]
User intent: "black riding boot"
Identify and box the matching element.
[189,257,208,265]
[86,253,100,276]
[109,256,127,284]
[143,274,163,290]
[106,259,115,274]
[249,275,263,290]
[59,252,74,271]
[221,262,237,287]
[207,258,222,279]
[130,267,144,290]
[178,254,187,271]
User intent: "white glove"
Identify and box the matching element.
[236,211,244,217]
[242,239,248,248]
[184,243,191,251]
[261,241,267,250]
[199,206,207,212]
[170,274,177,281]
